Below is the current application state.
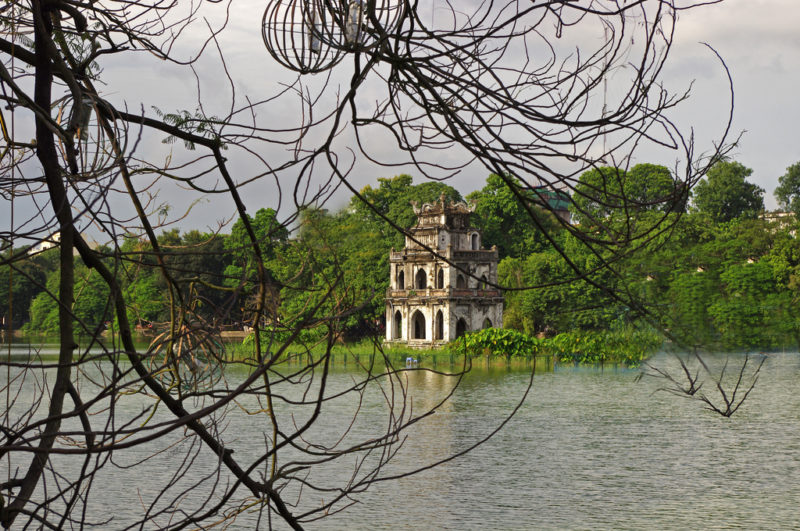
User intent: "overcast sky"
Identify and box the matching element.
[664,0,800,209]
[4,0,799,240]
[203,0,800,217]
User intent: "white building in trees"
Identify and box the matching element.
[385,195,503,346]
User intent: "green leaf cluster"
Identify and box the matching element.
[0,247,56,329]
[774,162,800,217]
[27,261,111,334]
[451,327,542,359]
[450,326,662,367]
[693,161,764,223]
[466,174,561,259]
[498,160,800,352]
[544,328,662,366]
[570,164,683,227]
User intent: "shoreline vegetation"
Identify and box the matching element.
[7,326,664,369]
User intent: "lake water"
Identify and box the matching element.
[2,346,799,529]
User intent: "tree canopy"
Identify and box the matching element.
[774,162,800,217]
[467,174,562,259]
[349,174,463,250]
[571,164,682,224]
[692,161,765,223]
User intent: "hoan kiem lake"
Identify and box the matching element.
[3,344,800,529]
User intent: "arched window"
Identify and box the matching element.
[479,275,487,290]
[435,310,444,340]
[398,270,405,290]
[471,233,479,250]
[415,268,427,289]
[394,310,403,339]
[482,318,492,329]
[437,269,444,289]
[456,274,466,288]
[456,318,468,338]
[412,310,426,340]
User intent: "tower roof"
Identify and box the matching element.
[410,193,475,229]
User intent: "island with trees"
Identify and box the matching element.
[4,161,797,359]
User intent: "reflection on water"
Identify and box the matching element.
[2,348,799,529]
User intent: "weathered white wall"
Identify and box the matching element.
[386,215,502,346]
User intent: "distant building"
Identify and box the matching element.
[761,211,796,235]
[531,186,571,223]
[27,232,61,255]
[385,195,503,347]
[27,231,101,256]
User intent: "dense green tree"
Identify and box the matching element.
[571,164,681,226]
[466,174,562,259]
[765,230,800,345]
[570,166,626,225]
[0,248,57,328]
[626,163,686,212]
[221,208,288,324]
[112,230,236,326]
[634,215,795,349]
[708,261,794,349]
[774,162,800,217]
[692,161,764,223]
[498,233,622,336]
[224,208,288,267]
[123,272,164,326]
[350,175,462,250]
[699,218,776,269]
[499,251,579,335]
[165,229,232,316]
[500,192,800,351]
[116,235,164,325]
[272,208,384,342]
[27,263,111,334]
[767,229,800,292]
[663,269,720,346]
[11,170,800,351]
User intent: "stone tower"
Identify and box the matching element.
[385,195,503,346]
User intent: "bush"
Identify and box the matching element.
[450,327,542,359]
[450,327,662,367]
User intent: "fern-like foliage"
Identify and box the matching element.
[151,107,225,150]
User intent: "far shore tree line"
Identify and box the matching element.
[4,159,800,351]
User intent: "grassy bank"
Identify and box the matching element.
[226,326,661,369]
[10,327,661,370]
